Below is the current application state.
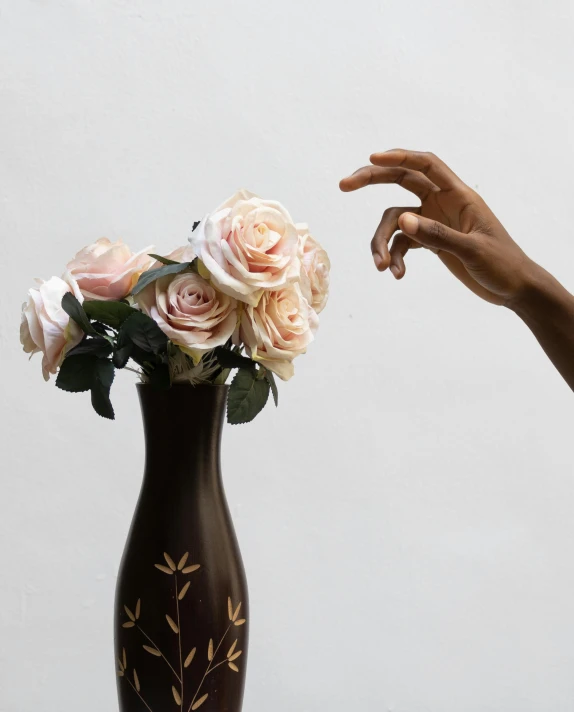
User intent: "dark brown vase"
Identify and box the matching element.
[115,384,249,712]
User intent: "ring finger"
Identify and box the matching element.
[371,207,421,270]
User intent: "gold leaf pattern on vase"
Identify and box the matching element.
[182,564,200,574]
[143,645,162,657]
[155,564,174,575]
[118,553,245,712]
[164,552,177,571]
[178,581,191,600]
[177,552,189,570]
[191,693,208,710]
[184,648,196,668]
[166,614,179,634]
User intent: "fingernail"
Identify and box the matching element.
[390,265,400,278]
[373,253,384,271]
[402,213,419,235]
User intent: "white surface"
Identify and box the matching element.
[1,1,574,710]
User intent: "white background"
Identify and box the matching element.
[1,1,574,710]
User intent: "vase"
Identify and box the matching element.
[115,384,249,712]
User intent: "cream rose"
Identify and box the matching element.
[238,282,319,381]
[297,224,330,314]
[67,238,154,301]
[20,273,84,381]
[190,190,300,306]
[136,270,237,358]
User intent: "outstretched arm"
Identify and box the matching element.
[340,149,574,390]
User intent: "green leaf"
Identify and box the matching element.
[56,354,99,392]
[148,253,181,266]
[113,343,132,369]
[227,368,270,424]
[67,336,112,359]
[118,312,168,355]
[214,368,231,385]
[83,300,138,329]
[129,344,160,370]
[214,347,255,371]
[92,321,113,336]
[91,359,115,420]
[131,262,192,296]
[147,363,171,390]
[264,370,279,407]
[61,293,94,335]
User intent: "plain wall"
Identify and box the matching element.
[1,1,574,710]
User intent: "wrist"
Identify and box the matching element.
[506,260,570,319]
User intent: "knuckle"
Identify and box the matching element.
[429,220,447,241]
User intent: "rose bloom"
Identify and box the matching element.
[190,190,300,306]
[297,224,330,314]
[67,238,154,301]
[238,282,319,381]
[136,270,237,359]
[20,273,84,381]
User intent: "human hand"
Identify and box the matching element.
[339,149,539,307]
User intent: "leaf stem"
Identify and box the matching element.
[175,573,184,710]
[126,675,154,712]
[137,625,182,684]
[187,624,232,712]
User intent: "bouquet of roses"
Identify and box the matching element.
[20,191,330,423]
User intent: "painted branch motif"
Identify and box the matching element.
[118,551,245,711]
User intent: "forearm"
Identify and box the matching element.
[509,263,574,391]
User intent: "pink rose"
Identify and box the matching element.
[238,282,319,381]
[20,273,84,381]
[297,224,331,314]
[67,238,154,301]
[190,190,300,306]
[136,271,237,359]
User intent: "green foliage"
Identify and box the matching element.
[56,354,116,420]
[57,284,281,423]
[61,293,94,335]
[131,262,192,296]
[147,363,171,390]
[83,300,138,329]
[118,312,168,355]
[56,354,99,392]
[112,343,132,369]
[67,336,113,359]
[264,370,279,407]
[214,346,255,371]
[148,254,181,266]
[227,368,270,424]
[91,359,115,419]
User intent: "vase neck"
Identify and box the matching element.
[137,384,228,488]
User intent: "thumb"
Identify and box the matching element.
[398,213,476,258]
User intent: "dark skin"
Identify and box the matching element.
[340,149,574,391]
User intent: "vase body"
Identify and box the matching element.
[115,384,248,712]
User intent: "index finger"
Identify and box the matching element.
[370,149,469,193]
